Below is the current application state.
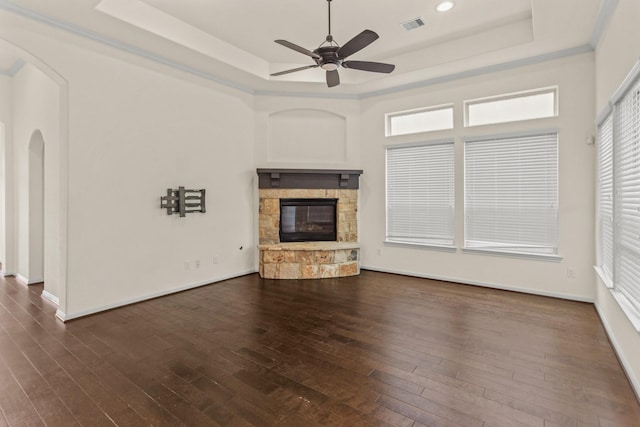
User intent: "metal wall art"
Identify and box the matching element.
[160,187,206,217]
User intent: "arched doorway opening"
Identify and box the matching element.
[0,122,5,274]
[28,130,44,284]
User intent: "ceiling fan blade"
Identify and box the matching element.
[271,65,319,76]
[275,40,321,59]
[342,60,395,73]
[336,30,379,59]
[326,70,340,87]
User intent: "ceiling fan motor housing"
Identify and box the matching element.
[314,46,341,70]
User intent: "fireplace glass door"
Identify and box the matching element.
[279,198,337,242]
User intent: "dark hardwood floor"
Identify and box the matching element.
[0,271,639,426]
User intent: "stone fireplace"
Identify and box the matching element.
[279,198,338,242]
[257,169,362,279]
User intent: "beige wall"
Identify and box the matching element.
[593,0,640,398]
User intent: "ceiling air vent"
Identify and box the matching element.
[401,17,425,31]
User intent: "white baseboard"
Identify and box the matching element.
[360,265,595,303]
[41,290,59,306]
[60,269,257,322]
[14,274,45,285]
[594,302,640,402]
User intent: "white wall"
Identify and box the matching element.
[63,52,256,318]
[12,63,61,304]
[595,0,640,111]
[593,0,640,398]
[254,96,361,170]
[0,75,11,274]
[359,53,596,301]
[1,14,256,319]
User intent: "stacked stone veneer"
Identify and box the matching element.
[259,188,358,244]
[259,242,360,279]
[258,188,359,279]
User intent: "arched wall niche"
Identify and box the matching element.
[267,108,347,164]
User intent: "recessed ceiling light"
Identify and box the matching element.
[436,1,455,12]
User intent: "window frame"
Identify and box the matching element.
[595,59,640,332]
[385,103,454,137]
[464,86,558,127]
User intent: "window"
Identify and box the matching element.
[386,105,453,136]
[386,140,455,246]
[465,87,557,127]
[464,131,558,255]
[614,84,640,314]
[597,64,640,321]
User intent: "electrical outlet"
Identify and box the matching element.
[194,260,200,269]
[376,248,383,256]
[567,268,576,279]
[212,255,219,264]
[184,261,191,271]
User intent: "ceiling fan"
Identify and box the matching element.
[270,0,395,88]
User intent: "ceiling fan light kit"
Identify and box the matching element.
[271,0,395,88]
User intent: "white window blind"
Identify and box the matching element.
[386,141,455,246]
[597,113,614,282]
[614,84,640,312]
[464,131,558,255]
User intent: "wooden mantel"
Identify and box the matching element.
[256,168,363,190]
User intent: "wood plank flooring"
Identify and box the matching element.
[0,271,639,426]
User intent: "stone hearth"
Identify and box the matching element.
[257,169,362,280]
[259,242,360,279]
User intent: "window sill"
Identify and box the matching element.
[594,266,640,334]
[594,266,614,289]
[384,240,457,252]
[461,247,563,262]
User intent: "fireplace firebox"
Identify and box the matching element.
[279,198,337,242]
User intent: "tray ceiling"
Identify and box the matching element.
[0,0,608,96]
